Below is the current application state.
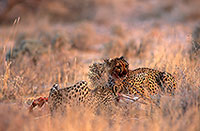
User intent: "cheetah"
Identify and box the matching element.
[102,56,177,102]
[48,80,120,115]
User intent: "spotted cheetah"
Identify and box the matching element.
[48,80,120,115]
[102,56,177,102]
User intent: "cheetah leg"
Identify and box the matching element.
[29,97,48,112]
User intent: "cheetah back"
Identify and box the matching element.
[48,80,117,115]
[102,57,177,99]
[48,80,90,114]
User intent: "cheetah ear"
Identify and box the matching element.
[120,56,128,65]
[120,56,125,60]
[104,58,111,66]
[52,83,59,90]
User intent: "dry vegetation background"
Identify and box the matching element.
[0,0,200,131]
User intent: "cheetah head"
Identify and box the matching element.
[104,56,129,80]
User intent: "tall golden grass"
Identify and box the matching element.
[0,1,200,130]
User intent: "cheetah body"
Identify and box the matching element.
[104,57,177,100]
[48,80,116,115]
[115,68,176,99]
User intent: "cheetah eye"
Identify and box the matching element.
[116,65,121,69]
[117,66,121,68]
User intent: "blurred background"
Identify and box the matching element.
[0,0,200,24]
[0,0,199,63]
[0,0,199,131]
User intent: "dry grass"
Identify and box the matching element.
[0,0,200,131]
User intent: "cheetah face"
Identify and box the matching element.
[104,56,129,79]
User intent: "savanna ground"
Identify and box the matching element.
[0,0,199,131]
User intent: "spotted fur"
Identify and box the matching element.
[48,80,117,115]
[48,81,89,114]
[104,57,177,100]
